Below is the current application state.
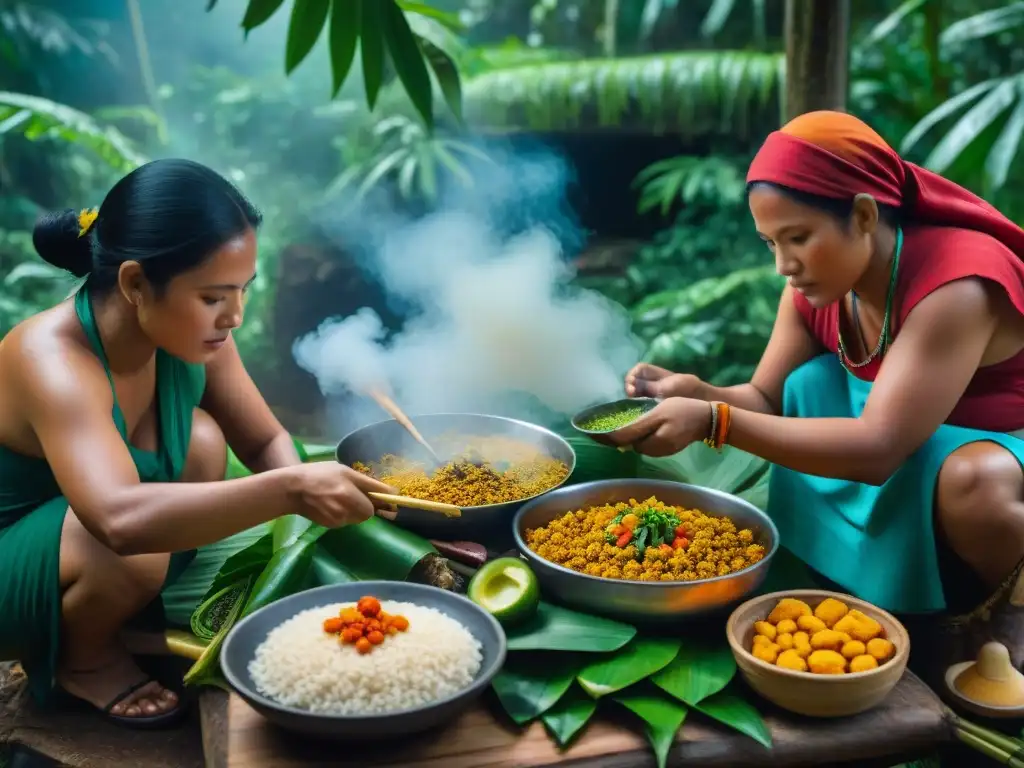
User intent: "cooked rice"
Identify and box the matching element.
[248,600,483,715]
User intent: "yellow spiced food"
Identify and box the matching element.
[751,596,896,675]
[523,496,766,582]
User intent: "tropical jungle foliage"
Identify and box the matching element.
[1,0,1022,399]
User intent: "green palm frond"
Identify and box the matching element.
[900,74,1024,191]
[462,51,783,139]
[329,114,492,204]
[633,155,748,216]
[0,91,145,172]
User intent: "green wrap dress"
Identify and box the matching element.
[0,287,205,706]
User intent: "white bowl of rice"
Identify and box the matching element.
[220,581,507,739]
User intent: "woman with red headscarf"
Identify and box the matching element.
[609,111,1024,667]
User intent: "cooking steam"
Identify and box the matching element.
[292,142,645,437]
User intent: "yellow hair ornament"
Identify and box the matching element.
[77,207,98,238]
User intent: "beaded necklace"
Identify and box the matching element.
[837,228,903,372]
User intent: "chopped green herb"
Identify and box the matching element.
[578,406,646,432]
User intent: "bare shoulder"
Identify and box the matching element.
[0,301,112,413]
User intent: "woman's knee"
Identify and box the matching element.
[181,408,227,483]
[59,509,170,600]
[937,443,1024,535]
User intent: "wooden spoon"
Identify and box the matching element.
[369,491,462,518]
[366,388,444,466]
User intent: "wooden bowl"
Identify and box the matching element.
[726,589,910,718]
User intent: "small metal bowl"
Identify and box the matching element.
[571,397,660,435]
[220,581,507,740]
[513,478,779,625]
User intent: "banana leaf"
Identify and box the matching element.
[541,684,598,747]
[649,640,736,706]
[505,602,636,653]
[242,523,328,615]
[183,525,328,687]
[162,523,270,628]
[694,685,772,748]
[311,550,358,585]
[576,637,682,698]
[317,516,439,581]
[182,574,251,689]
[563,435,770,499]
[611,683,688,768]
[492,653,586,725]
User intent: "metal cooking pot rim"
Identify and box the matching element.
[512,478,780,589]
[334,412,579,511]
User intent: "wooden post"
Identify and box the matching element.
[783,0,851,121]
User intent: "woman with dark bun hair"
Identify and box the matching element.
[611,111,1024,679]
[0,158,393,727]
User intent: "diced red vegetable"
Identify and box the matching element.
[616,532,632,548]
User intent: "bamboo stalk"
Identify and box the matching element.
[370,491,462,518]
[957,718,1024,758]
[956,727,1024,766]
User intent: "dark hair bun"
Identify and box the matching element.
[32,208,94,278]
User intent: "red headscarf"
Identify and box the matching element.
[746,111,1024,259]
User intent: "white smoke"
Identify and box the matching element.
[292,141,645,436]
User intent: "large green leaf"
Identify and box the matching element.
[240,0,287,34]
[612,684,689,768]
[563,435,771,501]
[242,523,328,616]
[0,92,144,172]
[900,79,1001,155]
[986,96,1024,190]
[492,653,585,725]
[162,523,270,627]
[505,602,637,653]
[311,550,358,585]
[650,640,736,706]
[923,77,1019,176]
[541,684,599,747]
[284,0,329,74]
[317,516,437,581]
[577,637,682,698]
[328,0,360,97]
[360,0,386,110]
[381,1,433,128]
[695,687,772,748]
[193,531,274,609]
[462,51,782,139]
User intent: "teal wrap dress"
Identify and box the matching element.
[767,353,1024,615]
[0,287,205,705]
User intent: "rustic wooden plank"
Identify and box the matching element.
[1,661,205,768]
[214,670,954,768]
[200,690,230,768]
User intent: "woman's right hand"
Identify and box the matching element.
[286,462,397,528]
[625,363,704,400]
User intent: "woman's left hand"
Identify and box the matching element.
[601,398,713,457]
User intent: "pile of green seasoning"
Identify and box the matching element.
[578,405,645,432]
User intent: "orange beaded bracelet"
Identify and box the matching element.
[703,402,732,451]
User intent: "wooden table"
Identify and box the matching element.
[200,670,955,768]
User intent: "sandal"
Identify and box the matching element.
[56,675,187,730]
[99,678,187,729]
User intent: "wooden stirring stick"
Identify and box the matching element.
[369,492,462,518]
[366,388,444,466]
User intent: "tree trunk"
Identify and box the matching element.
[783,0,850,121]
